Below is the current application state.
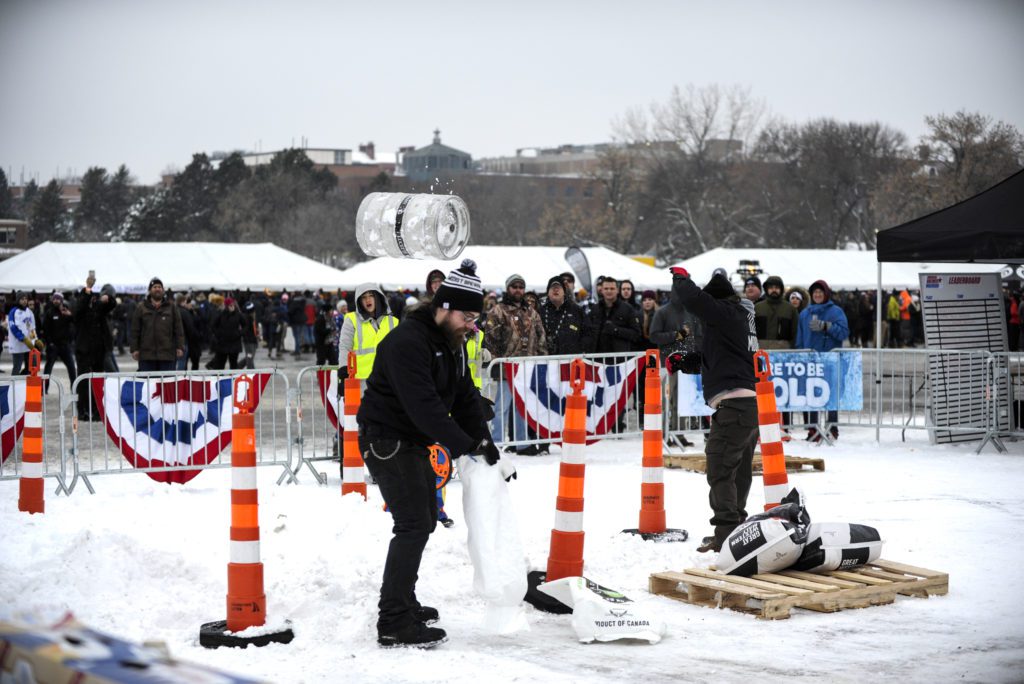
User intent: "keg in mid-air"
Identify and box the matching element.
[355,192,470,260]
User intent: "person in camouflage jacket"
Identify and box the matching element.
[483,274,547,453]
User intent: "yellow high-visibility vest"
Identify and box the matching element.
[345,312,398,379]
[466,330,484,389]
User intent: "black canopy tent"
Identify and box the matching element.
[870,169,1024,445]
[876,168,1024,264]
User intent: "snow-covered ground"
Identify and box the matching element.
[3,429,1023,683]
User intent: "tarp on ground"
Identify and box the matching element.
[334,246,672,292]
[876,169,1024,264]
[671,248,1001,291]
[0,242,351,294]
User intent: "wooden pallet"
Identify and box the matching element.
[663,452,825,474]
[649,559,947,619]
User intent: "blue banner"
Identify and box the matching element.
[767,351,863,412]
[676,351,863,415]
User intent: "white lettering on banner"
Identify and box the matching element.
[343,415,358,431]
[561,442,586,465]
[641,467,663,484]
[24,412,42,429]
[774,378,830,409]
[231,466,258,490]
[229,540,261,564]
[21,461,44,478]
[554,510,584,533]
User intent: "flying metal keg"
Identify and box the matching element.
[355,192,470,260]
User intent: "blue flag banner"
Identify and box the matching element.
[677,351,863,415]
[767,351,863,412]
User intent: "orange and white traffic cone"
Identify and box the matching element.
[526,359,588,614]
[18,349,44,515]
[200,374,293,649]
[341,352,367,498]
[622,350,687,541]
[754,350,790,511]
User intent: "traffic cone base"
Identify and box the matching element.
[199,620,295,649]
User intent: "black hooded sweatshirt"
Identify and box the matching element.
[672,274,758,403]
[357,306,488,456]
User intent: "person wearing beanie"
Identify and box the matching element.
[540,273,591,357]
[207,295,244,370]
[130,277,184,373]
[796,279,849,443]
[667,267,759,554]
[620,279,639,311]
[40,291,77,392]
[754,276,798,350]
[483,272,547,454]
[339,283,398,381]
[357,258,508,649]
[743,275,763,304]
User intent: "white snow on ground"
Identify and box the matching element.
[2,429,1024,683]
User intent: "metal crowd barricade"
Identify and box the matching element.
[0,374,71,495]
[990,352,1024,444]
[291,365,343,485]
[482,351,646,451]
[65,368,295,494]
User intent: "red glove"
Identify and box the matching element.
[670,267,690,278]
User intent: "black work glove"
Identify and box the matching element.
[488,363,501,381]
[337,365,349,380]
[475,437,501,466]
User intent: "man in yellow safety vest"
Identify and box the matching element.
[339,283,398,381]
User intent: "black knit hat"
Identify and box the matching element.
[744,275,762,290]
[703,273,736,299]
[433,259,484,312]
[546,276,565,293]
[149,277,164,290]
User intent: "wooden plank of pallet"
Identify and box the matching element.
[663,453,825,473]
[650,559,948,620]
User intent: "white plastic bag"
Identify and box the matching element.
[457,455,530,634]
[538,577,666,644]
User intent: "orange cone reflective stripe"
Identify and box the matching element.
[753,350,789,510]
[638,350,666,534]
[546,358,587,581]
[226,375,266,632]
[341,352,367,498]
[18,349,44,515]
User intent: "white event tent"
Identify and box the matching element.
[334,246,673,292]
[672,247,1002,291]
[0,242,352,293]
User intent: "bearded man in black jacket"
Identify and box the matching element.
[539,275,591,355]
[669,267,759,554]
[357,259,506,650]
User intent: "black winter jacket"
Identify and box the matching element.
[588,298,641,354]
[73,289,117,355]
[357,307,488,456]
[539,300,592,355]
[672,275,758,403]
[210,308,244,354]
[41,303,75,345]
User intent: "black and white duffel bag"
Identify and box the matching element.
[794,522,883,573]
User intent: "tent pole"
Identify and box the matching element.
[876,261,883,444]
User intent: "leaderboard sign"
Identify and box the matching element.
[919,272,1010,444]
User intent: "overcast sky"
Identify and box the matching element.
[2,0,1022,186]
